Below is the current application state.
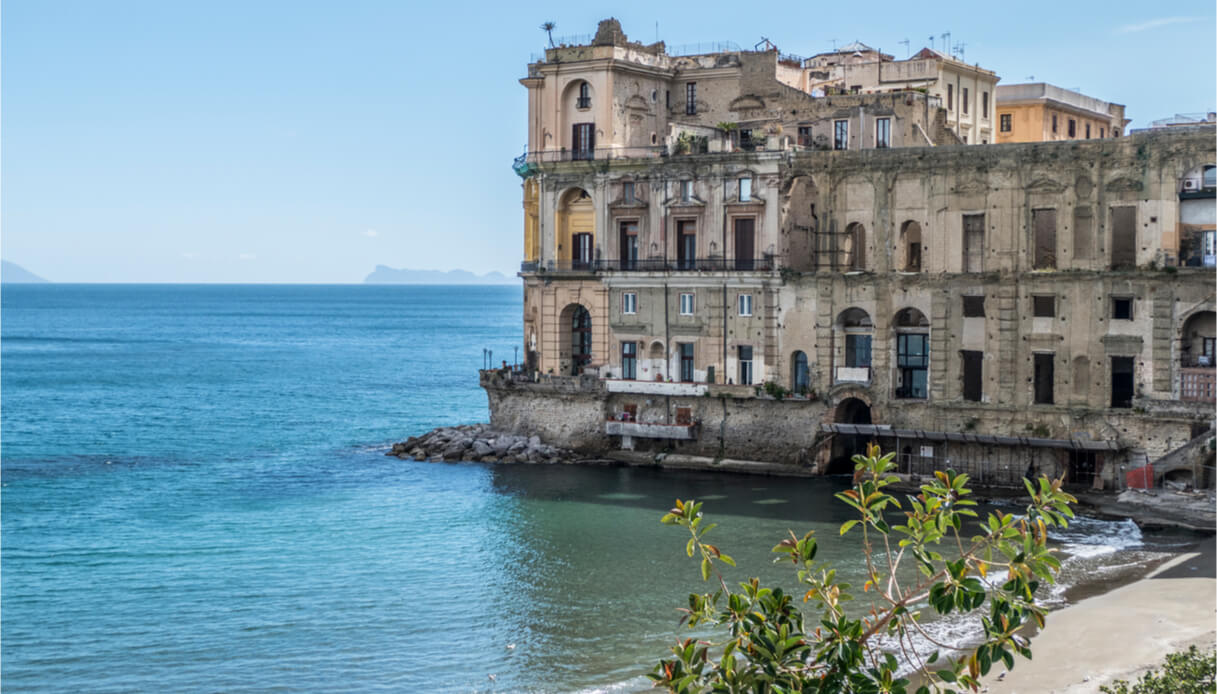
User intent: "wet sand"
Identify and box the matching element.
[982,539,1216,693]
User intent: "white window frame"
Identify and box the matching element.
[738,177,752,202]
[622,292,637,315]
[875,117,890,148]
[737,293,753,316]
[679,292,695,316]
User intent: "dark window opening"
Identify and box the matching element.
[834,119,849,150]
[571,306,592,375]
[1085,123,1091,139]
[875,117,890,148]
[1067,450,1099,488]
[622,181,635,203]
[962,350,983,402]
[572,122,595,160]
[619,221,638,270]
[798,125,812,147]
[907,242,921,271]
[1111,356,1134,408]
[675,407,692,426]
[792,351,809,394]
[1034,353,1055,404]
[1067,119,1076,138]
[947,84,954,110]
[621,342,637,379]
[572,232,593,270]
[738,345,753,385]
[895,333,929,399]
[1112,297,1133,320]
[734,217,755,270]
[685,82,697,115]
[962,295,985,317]
[963,213,985,272]
[962,87,969,114]
[679,343,695,382]
[577,82,591,109]
[1110,206,1136,269]
[1033,208,1057,269]
[1032,295,1055,318]
[1052,114,1058,134]
[982,91,989,118]
[845,334,872,368]
[676,220,696,270]
[1000,113,1011,132]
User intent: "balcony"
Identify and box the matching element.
[1181,367,1216,402]
[520,256,778,274]
[519,146,666,165]
[605,380,708,396]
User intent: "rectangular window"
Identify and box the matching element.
[875,117,890,148]
[680,180,693,202]
[572,123,595,160]
[738,345,753,385]
[679,343,695,382]
[622,292,637,315]
[737,293,753,316]
[685,82,697,115]
[665,90,670,110]
[1033,208,1057,269]
[1000,113,1011,132]
[1052,114,1058,134]
[1085,123,1091,139]
[733,217,755,270]
[1100,127,1105,138]
[1110,206,1136,268]
[798,125,812,147]
[845,334,872,368]
[619,221,638,270]
[1111,357,1134,408]
[622,181,635,203]
[1032,295,1056,318]
[738,177,752,202]
[679,292,694,316]
[962,295,985,317]
[676,220,696,270]
[1034,353,1055,405]
[895,333,929,399]
[961,350,983,402]
[947,83,954,111]
[1068,119,1076,138]
[962,87,969,114]
[1111,297,1133,320]
[834,119,849,150]
[1073,207,1093,261]
[982,91,989,118]
[621,342,637,380]
[675,406,692,425]
[963,213,985,272]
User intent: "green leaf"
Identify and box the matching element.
[840,520,860,535]
[700,557,711,582]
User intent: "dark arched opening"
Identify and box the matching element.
[571,305,592,375]
[791,350,809,394]
[828,397,873,474]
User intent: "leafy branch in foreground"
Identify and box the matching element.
[651,443,1077,693]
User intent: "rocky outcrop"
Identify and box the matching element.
[387,424,576,464]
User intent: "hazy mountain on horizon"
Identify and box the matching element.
[2,260,50,283]
[364,265,517,285]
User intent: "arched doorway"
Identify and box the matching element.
[828,396,873,474]
[791,351,809,394]
[571,306,592,375]
[834,307,873,385]
[1180,310,1216,402]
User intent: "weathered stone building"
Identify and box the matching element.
[493,20,1216,490]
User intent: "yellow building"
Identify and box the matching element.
[995,83,1128,143]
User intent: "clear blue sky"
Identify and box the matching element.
[3,1,1213,283]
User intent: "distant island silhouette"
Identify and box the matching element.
[364,265,517,285]
[2,260,50,283]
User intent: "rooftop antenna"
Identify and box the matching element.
[655,21,658,43]
[953,41,966,61]
[541,21,556,48]
[829,38,839,51]
[898,38,910,57]
[928,35,935,52]
[940,32,951,56]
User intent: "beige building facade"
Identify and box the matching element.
[995,83,1128,143]
[504,20,1216,486]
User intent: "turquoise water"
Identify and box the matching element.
[1,285,1195,692]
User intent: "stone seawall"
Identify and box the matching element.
[480,370,829,465]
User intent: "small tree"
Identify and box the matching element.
[652,443,1076,693]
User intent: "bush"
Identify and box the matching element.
[1099,645,1216,694]
[651,443,1076,693]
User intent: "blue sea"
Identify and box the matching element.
[1,285,1198,692]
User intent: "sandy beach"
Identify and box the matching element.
[983,539,1216,693]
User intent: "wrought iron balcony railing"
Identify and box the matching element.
[520,256,778,274]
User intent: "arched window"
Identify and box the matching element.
[844,223,866,270]
[893,308,929,399]
[791,351,810,394]
[577,82,591,109]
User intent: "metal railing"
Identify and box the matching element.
[521,256,778,274]
[521,146,666,164]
